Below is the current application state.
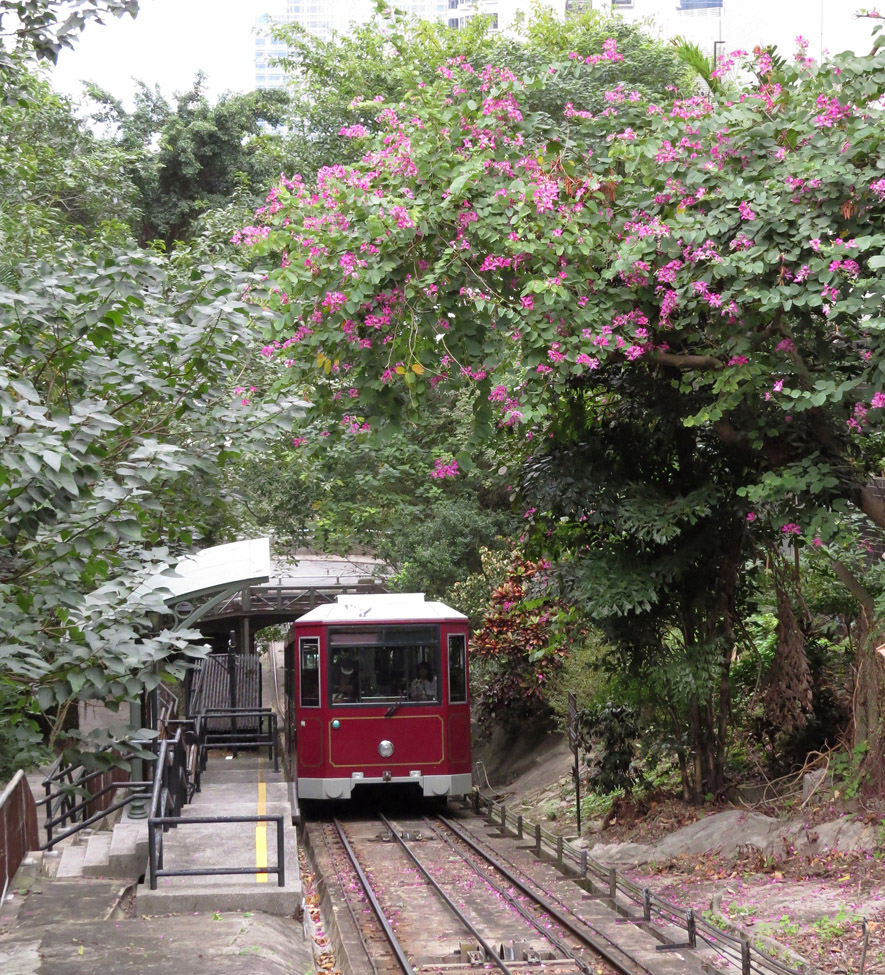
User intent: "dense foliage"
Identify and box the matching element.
[0,11,303,773]
[87,77,292,247]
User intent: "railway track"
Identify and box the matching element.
[305,808,706,975]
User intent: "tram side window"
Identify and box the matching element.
[448,634,467,703]
[299,638,320,707]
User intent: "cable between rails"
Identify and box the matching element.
[378,812,518,975]
[419,815,596,973]
[332,817,416,975]
[437,813,660,975]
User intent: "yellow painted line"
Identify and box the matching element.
[256,760,268,883]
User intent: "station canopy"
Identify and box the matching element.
[150,537,271,629]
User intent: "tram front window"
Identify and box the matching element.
[329,626,440,705]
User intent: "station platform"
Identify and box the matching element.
[136,752,301,916]
[0,750,307,975]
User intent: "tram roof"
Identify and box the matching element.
[296,592,467,624]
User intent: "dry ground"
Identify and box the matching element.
[478,731,885,974]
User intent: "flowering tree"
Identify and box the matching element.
[247,25,885,791]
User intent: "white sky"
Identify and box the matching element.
[50,0,286,103]
[47,0,881,106]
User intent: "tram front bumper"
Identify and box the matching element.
[298,772,473,800]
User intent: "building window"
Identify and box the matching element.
[448,16,458,26]
[679,0,723,8]
[448,0,458,7]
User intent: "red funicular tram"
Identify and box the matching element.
[287,593,472,802]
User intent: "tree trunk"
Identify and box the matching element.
[832,560,885,792]
[689,698,705,804]
[852,614,885,793]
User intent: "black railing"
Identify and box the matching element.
[36,685,182,850]
[476,794,819,975]
[148,814,285,890]
[197,708,279,771]
[146,726,285,890]
[37,757,152,850]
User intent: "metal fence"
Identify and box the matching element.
[1,771,40,906]
[476,794,822,975]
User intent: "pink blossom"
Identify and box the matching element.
[430,458,459,479]
[781,523,802,536]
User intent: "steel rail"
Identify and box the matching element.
[438,814,659,975]
[332,818,416,975]
[378,813,516,975]
[319,822,382,975]
[422,817,594,973]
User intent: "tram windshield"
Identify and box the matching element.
[328,625,440,706]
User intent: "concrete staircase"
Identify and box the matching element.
[56,820,149,881]
[135,754,301,917]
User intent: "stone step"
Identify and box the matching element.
[202,753,269,770]
[174,802,293,823]
[80,832,114,877]
[56,842,87,879]
[189,782,289,803]
[136,822,300,917]
[105,822,149,879]
[199,766,282,784]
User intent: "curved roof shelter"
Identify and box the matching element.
[156,537,272,630]
[151,538,390,650]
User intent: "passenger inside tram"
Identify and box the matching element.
[408,661,437,701]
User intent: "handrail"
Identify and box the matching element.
[147,814,286,890]
[145,713,286,891]
[196,707,279,772]
[40,787,152,850]
[39,756,146,848]
[476,794,818,975]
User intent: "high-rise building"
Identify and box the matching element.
[254,0,501,89]
[254,0,372,90]
[254,0,878,90]
[590,0,874,62]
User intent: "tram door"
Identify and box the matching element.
[296,636,322,768]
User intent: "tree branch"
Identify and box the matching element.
[858,484,885,531]
[652,350,723,370]
[832,560,874,616]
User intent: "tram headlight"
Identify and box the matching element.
[378,739,395,758]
